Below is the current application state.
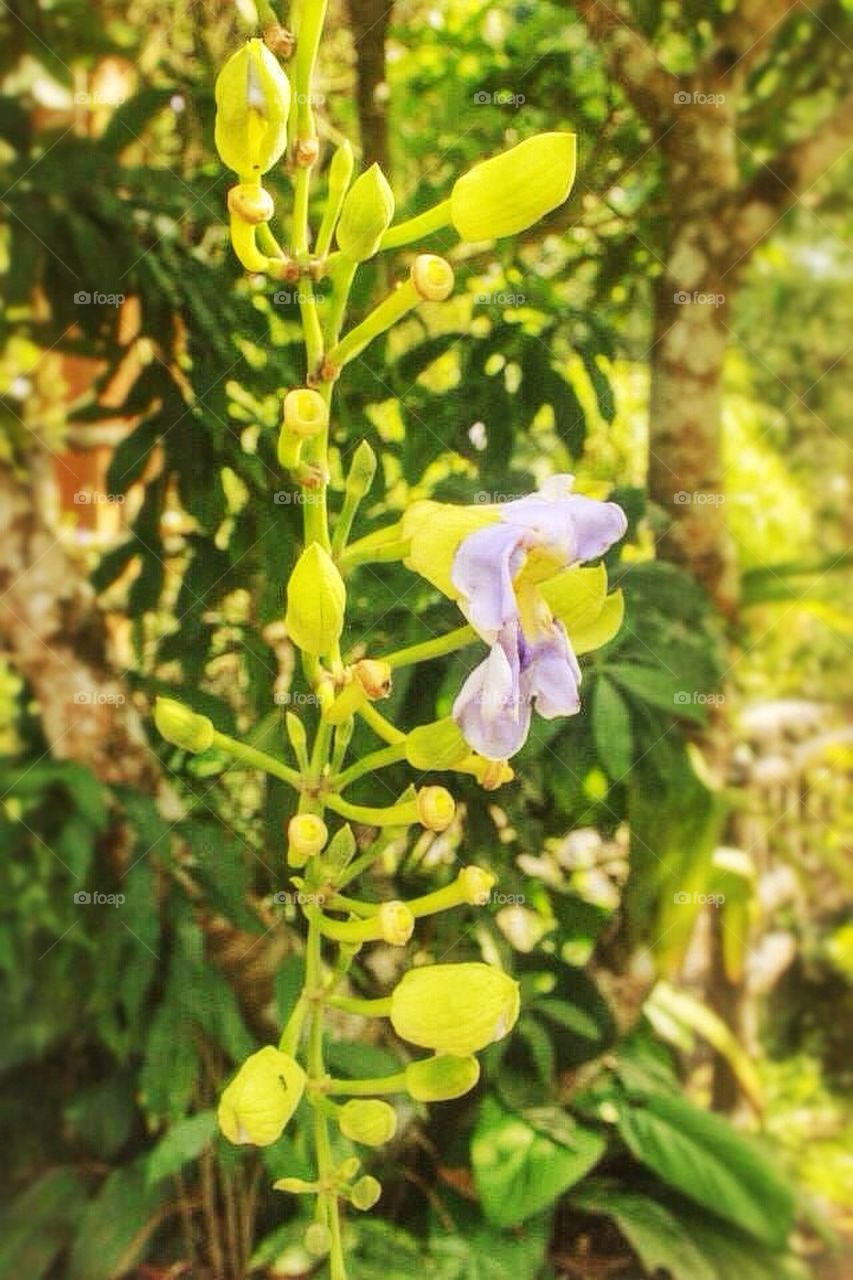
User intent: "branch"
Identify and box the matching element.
[570,0,679,129]
[709,0,802,82]
[347,0,395,172]
[736,91,853,254]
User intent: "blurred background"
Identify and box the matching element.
[0,0,851,1276]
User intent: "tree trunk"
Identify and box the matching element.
[347,0,394,172]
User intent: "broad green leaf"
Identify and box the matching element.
[472,1096,605,1226]
[609,663,708,723]
[616,1093,795,1248]
[570,1181,716,1280]
[0,1167,89,1280]
[145,1110,218,1185]
[67,1165,165,1280]
[646,983,763,1111]
[592,677,633,780]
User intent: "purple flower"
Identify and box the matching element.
[451,476,626,759]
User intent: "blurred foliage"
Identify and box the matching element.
[0,0,850,1276]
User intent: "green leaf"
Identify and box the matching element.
[67,1165,165,1280]
[0,1167,89,1280]
[570,1181,716,1280]
[472,1096,606,1226]
[428,1213,551,1279]
[609,663,707,723]
[616,1093,795,1248]
[146,1111,218,1186]
[592,678,633,780]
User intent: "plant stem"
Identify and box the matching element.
[379,624,478,669]
[332,741,407,789]
[358,702,406,744]
[325,1072,408,1096]
[380,199,452,249]
[211,730,301,789]
[326,992,393,1017]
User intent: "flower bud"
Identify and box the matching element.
[285,543,346,656]
[404,1054,481,1102]
[378,900,415,945]
[405,718,468,771]
[338,1098,397,1146]
[329,138,355,197]
[285,710,308,763]
[416,785,456,832]
[450,132,576,241]
[390,962,520,1055]
[345,439,377,500]
[353,659,392,701]
[457,866,495,906]
[215,39,292,177]
[305,1223,332,1258]
[154,696,214,753]
[218,1046,306,1146]
[336,1155,361,1181]
[227,183,275,225]
[282,387,329,439]
[287,813,328,867]
[411,254,454,302]
[336,163,395,261]
[350,1175,382,1210]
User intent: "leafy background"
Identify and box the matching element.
[0,0,851,1277]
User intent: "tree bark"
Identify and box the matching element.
[347,0,394,172]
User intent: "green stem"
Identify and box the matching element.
[324,792,418,827]
[339,537,410,573]
[326,992,393,1017]
[358,702,406,744]
[380,199,453,249]
[333,742,407,789]
[379,624,478,670]
[325,279,421,369]
[211,730,301,789]
[325,1071,407,1096]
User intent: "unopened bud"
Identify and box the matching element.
[215,39,291,177]
[324,823,357,876]
[378,900,415,945]
[328,138,354,198]
[411,254,454,301]
[285,710,308,762]
[305,1222,332,1257]
[285,543,346,656]
[345,439,377,500]
[405,1054,481,1102]
[336,163,395,261]
[457,865,495,906]
[336,1155,361,1181]
[218,1047,305,1146]
[353,659,392,701]
[405,718,468,771]
[450,132,576,241]
[282,387,328,439]
[287,813,328,867]
[416,785,456,832]
[154,697,214,753]
[350,1175,382,1210]
[227,183,274,224]
[390,962,520,1056]
[338,1099,397,1146]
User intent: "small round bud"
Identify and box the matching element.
[154,696,214,753]
[350,1175,382,1211]
[416,786,456,832]
[287,813,328,867]
[405,1054,481,1102]
[378,900,415,946]
[457,866,495,906]
[227,183,274,225]
[336,1156,361,1181]
[338,1099,397,1146]
[411,254,454,302]
[353,659,392,701]
[283,387,329,439]
[305,1222,332,1257]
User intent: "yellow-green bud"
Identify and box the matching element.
[287,813,328,867]
[214,39,292,177]
[285,710,308,762]
[154,696,214,753]
[404,1054,481,1102]
[338,1098,397,1146]
[218,1046,306,1146]
[227,183,275,225]
[336,163,395,261]
[345,439,377,499]
[336,1155,361,1181]
[457,866,495,906]
[405,718,468,771]
[378,900,415,945]
[285,543,346,656]
[350,1175,382,1211]
[416,785,456,832]
[390,963,520,1056]
[282,387,329,439]
[411,254,454,302]
[450,132,577,241]
[305,1223,332,1258]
